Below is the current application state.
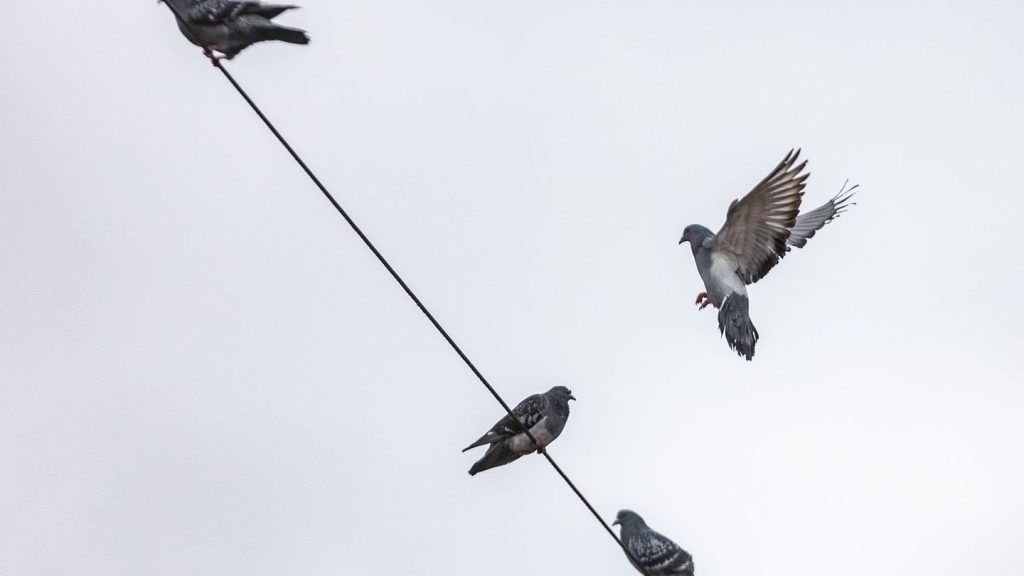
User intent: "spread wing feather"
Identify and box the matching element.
[712,149,807,284]
[787,181,857,249]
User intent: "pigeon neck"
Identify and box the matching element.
[683,225,714,256]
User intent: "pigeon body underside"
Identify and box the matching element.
[695,249,747,310]
[466,418,558,475]
[167,0,309,59]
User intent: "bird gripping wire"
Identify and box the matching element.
[158,1,639,565]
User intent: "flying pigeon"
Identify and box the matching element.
[614,510,695,576]
[679,149,856,360]
[463,386,575,476]
[161,0,310,60]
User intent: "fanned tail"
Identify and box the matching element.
[718,294,759,361]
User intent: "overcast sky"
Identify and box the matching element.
[2,1,1023,575]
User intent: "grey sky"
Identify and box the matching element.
[2,1,1022,575]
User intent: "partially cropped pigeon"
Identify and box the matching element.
[615,510,694,576]
[463,386,575,476]
[161,0,309,60]
[679,149,856,360]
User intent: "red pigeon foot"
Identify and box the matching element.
[695,292,709,309]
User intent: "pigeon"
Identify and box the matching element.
[463,386,575,476]
[161,0,310,60]
[679,149,856,360]
[614,510,695,576]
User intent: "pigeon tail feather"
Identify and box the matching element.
[462,433,496,453]
[261,24,310,45]
[718,293,759,361]
[468,443,522,476]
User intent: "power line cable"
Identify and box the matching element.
[159,2,636,565]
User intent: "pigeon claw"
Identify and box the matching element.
[695,292,710,310]
[203,45,223,65]
[532,438,546,455]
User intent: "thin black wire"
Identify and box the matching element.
[159,2,636,564]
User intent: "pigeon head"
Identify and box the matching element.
[679,224,713,245]
[613,509,647,530]
[679,224,713,254]
[546,386,576,403]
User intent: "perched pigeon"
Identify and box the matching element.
[614,510,694,576]
[161,0,309,60]
[463,386,575,476]
[679,149,856,360]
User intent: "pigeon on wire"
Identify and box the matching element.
[614,510,695,576]
[160,0,309,60]
[463,386,575,476]
[679,149,856,360]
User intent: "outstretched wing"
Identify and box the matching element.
[462,394,547,452]
[787,181,857,249]
[629,530,695,576]
[712,149,808,284]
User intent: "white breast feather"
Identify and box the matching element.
[509,416,552,454]
[710,252,747,298]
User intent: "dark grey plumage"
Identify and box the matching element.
[162,0,309,59]
[718,293,758,361]
[615,510,694,576]
[463,386,575,476]
[679,149,856,360]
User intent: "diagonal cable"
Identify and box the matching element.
[159,2,636,564]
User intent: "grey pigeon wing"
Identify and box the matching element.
[184,0,278,24]
[244,3,299,18]
[509,393,548,429]
[462,393,547,451]
[183,0,245,24]
[629,530,694,576]
[787,181,857,249]
[713,149,807,284]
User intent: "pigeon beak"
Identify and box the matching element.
[679,235,687,245]
[568,394,576,401]
[612,519,620,526]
